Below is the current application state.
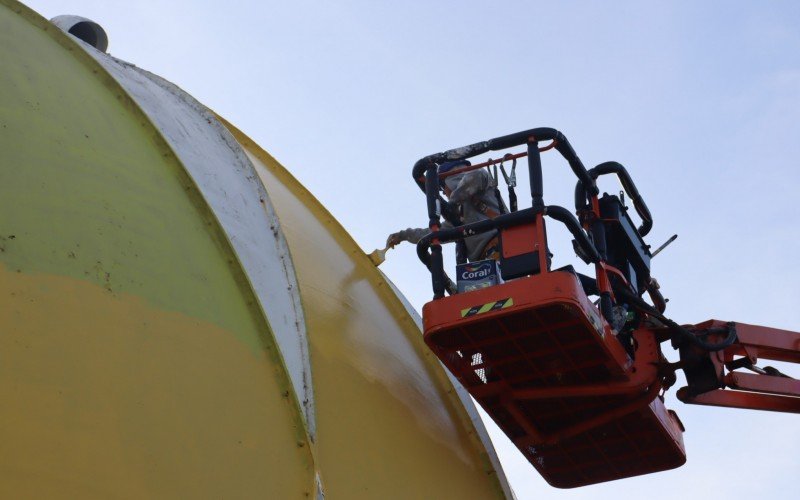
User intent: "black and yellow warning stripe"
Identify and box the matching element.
[460,298,514,318]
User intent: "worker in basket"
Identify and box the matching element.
[386,160,508,262]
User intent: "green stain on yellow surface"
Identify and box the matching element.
[0,0,259,346]
[0,2,317,496]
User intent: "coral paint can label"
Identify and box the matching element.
[456,259,501,293]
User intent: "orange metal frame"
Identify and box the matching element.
[677,321,800,413]
[415,129,799,489]
[423,271,686,488]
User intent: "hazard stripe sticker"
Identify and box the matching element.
[461,298,514,318]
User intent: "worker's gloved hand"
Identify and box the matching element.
[386,227,429,247]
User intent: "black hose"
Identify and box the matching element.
[613,284,737,352]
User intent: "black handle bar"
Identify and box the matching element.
[412,127,600,209]
[574,161,653,237]
[416,205,602,293]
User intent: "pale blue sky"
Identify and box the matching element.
[25,1,800,498]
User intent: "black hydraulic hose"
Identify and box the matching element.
[613,284,737,352]
[575,161,654,237]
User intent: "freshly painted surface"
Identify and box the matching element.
[78,46,315,438]
[0,1,314,497]
[224,121,509,499]
[0,266,313,498]
[382,274,516,500]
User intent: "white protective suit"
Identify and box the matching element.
[389,168,507,262]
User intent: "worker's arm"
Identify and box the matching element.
[386,220,458,247]
[447,169,490,204]
[386,227,429,247]
[386,226,459,295]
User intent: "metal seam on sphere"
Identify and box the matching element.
[76,48,317,440]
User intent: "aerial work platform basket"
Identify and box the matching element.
[412,127,686,487]
[423,270,685,488]
[410,126,800,488]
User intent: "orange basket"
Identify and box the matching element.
[423,271,686,488]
